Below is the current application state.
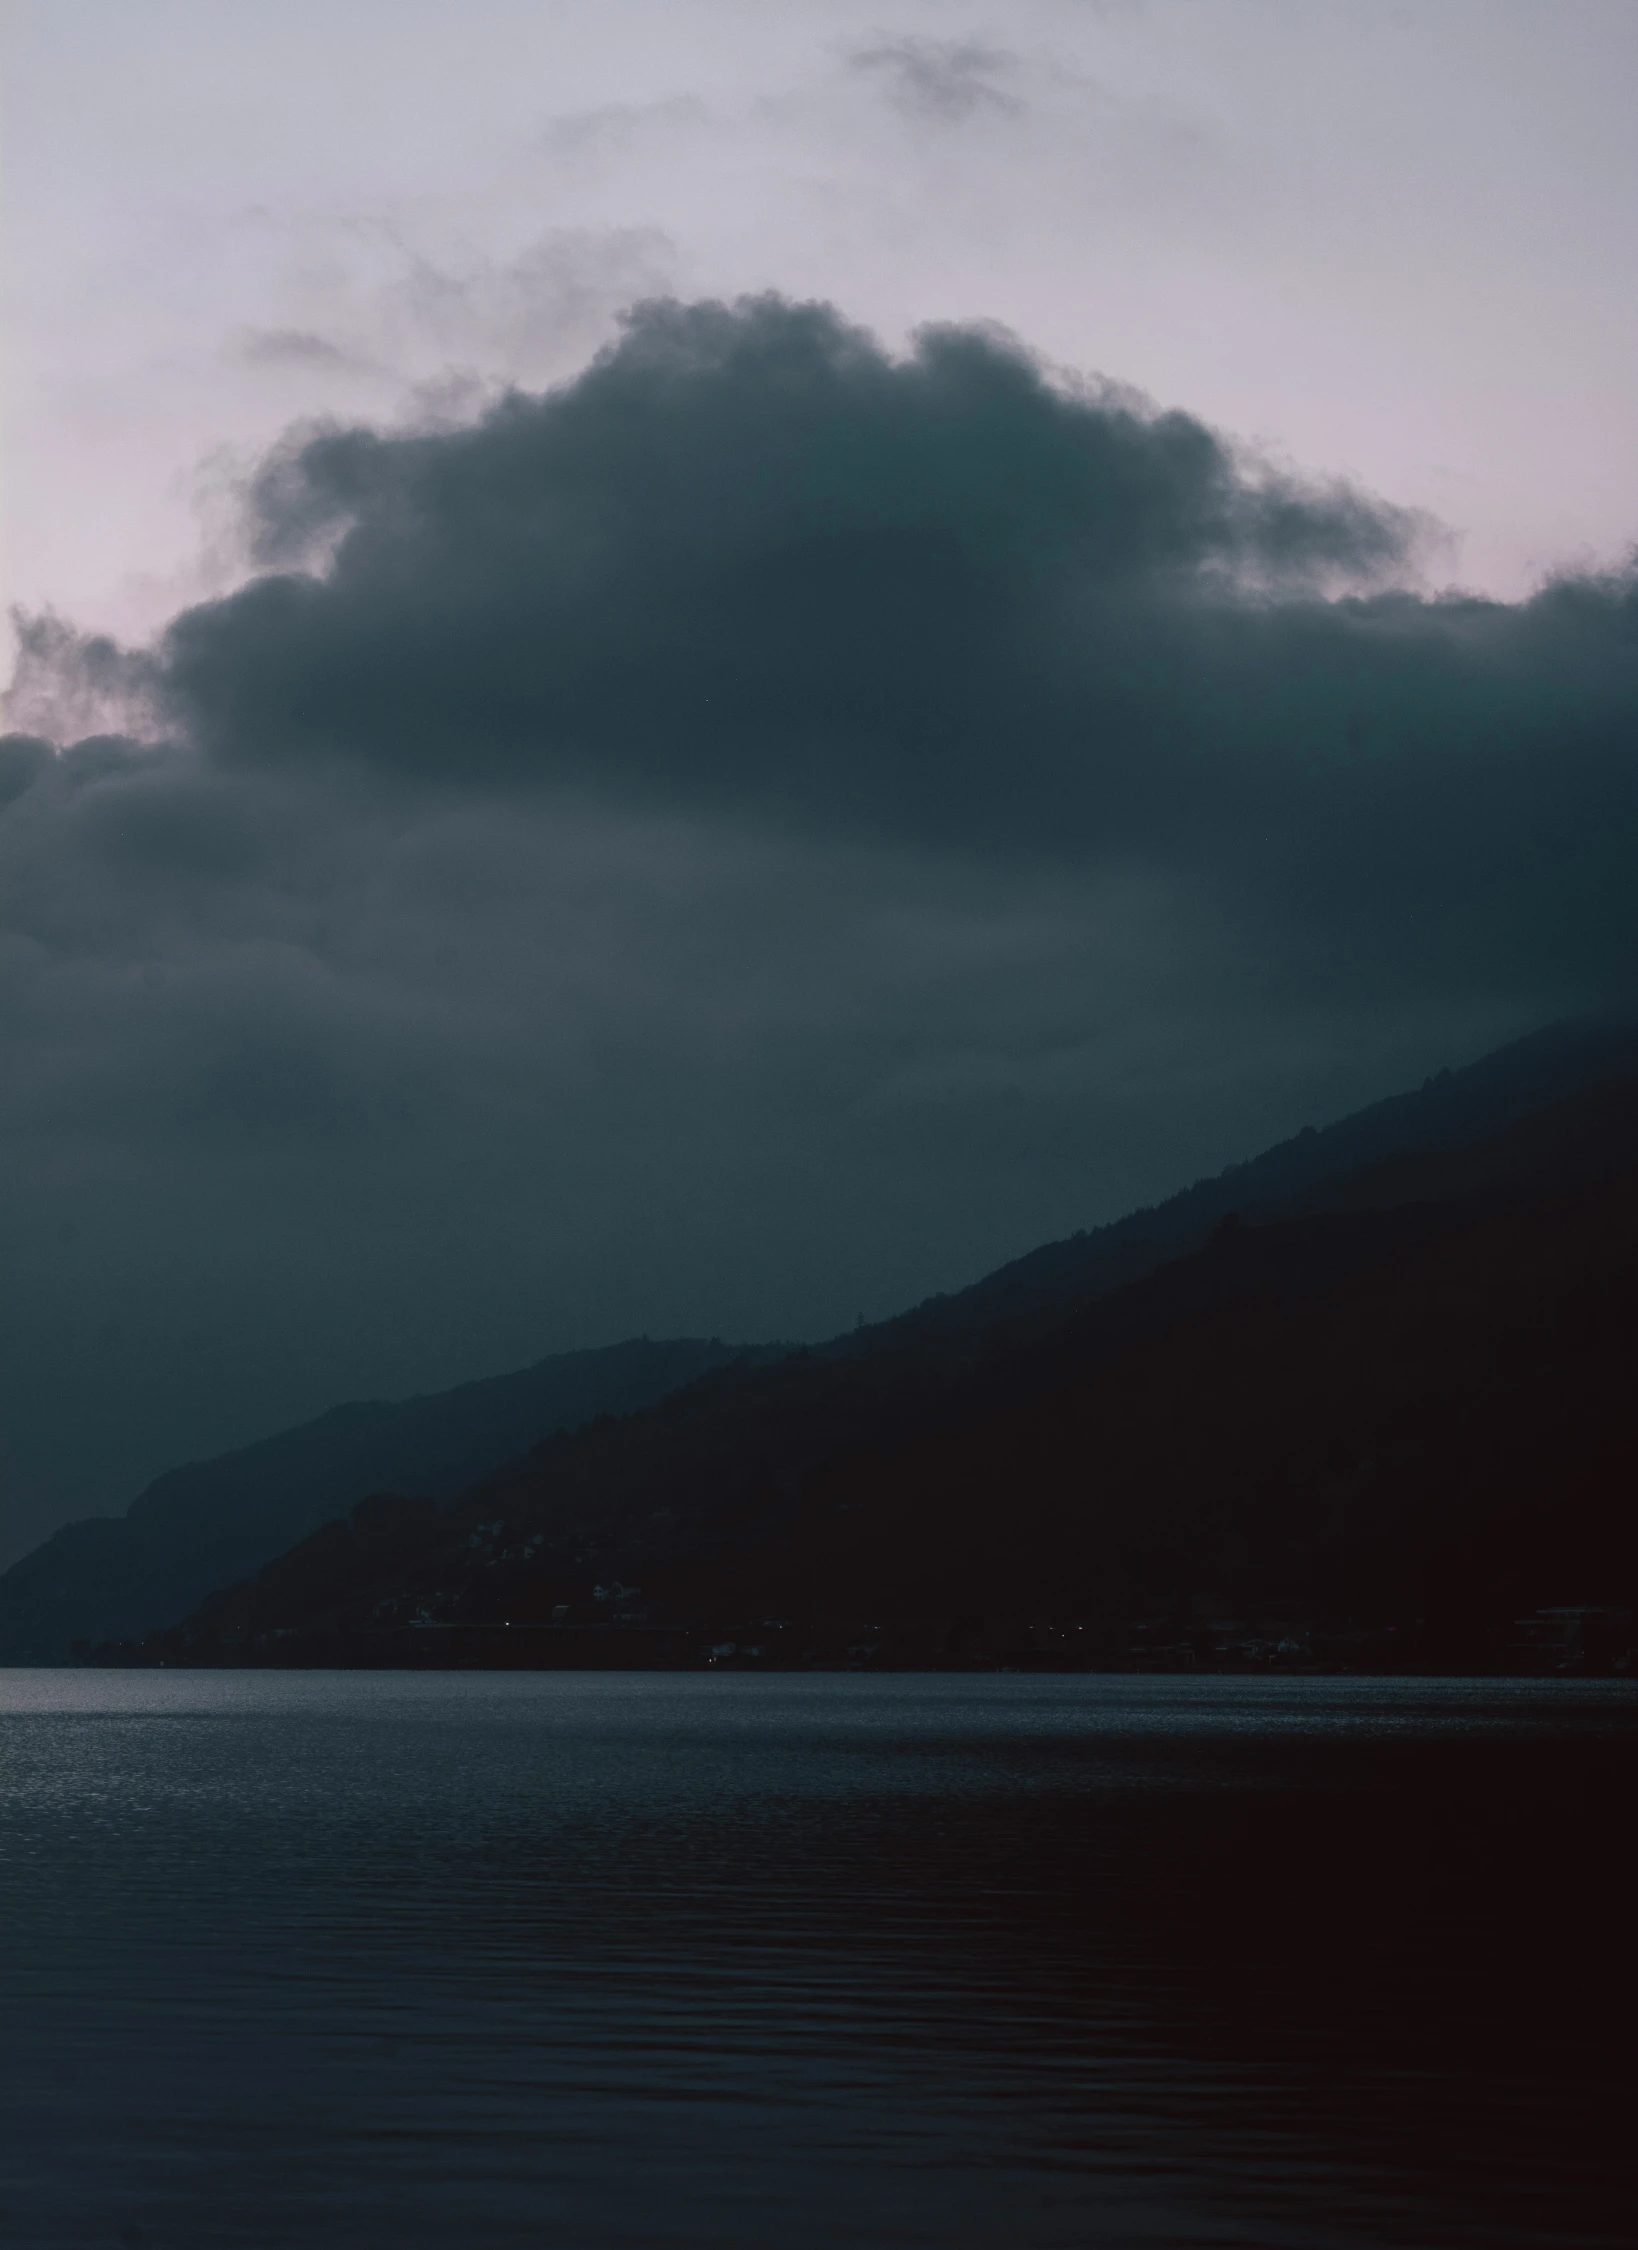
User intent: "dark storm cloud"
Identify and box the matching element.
[150,295,1636,997]
[3,293,1636,1559]
[167,296,1406,811]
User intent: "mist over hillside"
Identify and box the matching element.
[74,1016,1638,1676]
[0,1337,757,1662]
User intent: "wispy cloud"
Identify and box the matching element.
[847,36,1022,122]
[235,328,389,377]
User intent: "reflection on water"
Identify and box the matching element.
[2,1671,1634,2249]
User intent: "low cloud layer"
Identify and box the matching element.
[4,297,1635,1559]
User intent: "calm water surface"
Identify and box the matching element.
[2,1669,1634,2249]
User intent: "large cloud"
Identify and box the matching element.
[156,294,1638,978]
[3,296,1635,1560]
[166,297,1410,803]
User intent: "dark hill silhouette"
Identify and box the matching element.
[823,1013,1638,1358]
[780,1152,1638,1663]
[120,1043,1638,1672]
[0,1337,756,1661]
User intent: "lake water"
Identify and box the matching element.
[2,1670,1635,2250]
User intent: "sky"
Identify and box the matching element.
[3,0,1637,1563]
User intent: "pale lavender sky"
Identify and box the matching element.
[6,0,1637,671]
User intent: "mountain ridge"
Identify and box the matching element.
[0,1336,764,1661]
[94,1022,1638,1674]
